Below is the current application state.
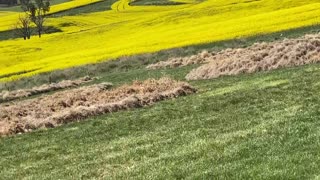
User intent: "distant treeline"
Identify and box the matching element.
[0,0,19,6]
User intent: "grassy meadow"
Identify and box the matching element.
[2,0,320,178]
[2,58,320,179]
[1,0,320,81]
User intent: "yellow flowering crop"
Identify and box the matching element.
[1,0,320,81]
[0,0,102,31]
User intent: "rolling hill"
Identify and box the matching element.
[1,0,320,81]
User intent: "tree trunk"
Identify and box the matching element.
[27,29,31,39]
[38,30,41,38]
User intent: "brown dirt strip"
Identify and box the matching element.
[0,78,196,136]
[0,76,95,103]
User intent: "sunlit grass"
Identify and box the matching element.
[1,0,320,81]
[1,63,320,179]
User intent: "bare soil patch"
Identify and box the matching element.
[0,78,196,136]
[186,34,320,80]
[0,76,94,103]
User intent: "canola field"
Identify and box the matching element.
[1,0,320,81]
[0,0,102,31]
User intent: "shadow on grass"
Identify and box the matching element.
[0,26,63,41]
[129,0,186,6]
[48,0,118,17]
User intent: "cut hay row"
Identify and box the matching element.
[0,76,95,103]
[186,34,320,80]
[147,34,320,80]
[0,77,196,136]
[146,51,211,70]
[147,34,320,77]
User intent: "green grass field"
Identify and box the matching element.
[1,0,320,179]
[1,61,320,179]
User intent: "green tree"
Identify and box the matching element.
[21,0,50,38]
[13,14,32,40]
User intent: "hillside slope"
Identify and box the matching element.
[1,0,320,81]
[1,62,320,179]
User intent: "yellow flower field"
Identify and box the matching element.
[1,0,320,81]
[0,0,102,31]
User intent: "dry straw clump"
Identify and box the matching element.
[0,78,196,136]
[186,34,320,80]
[146,50,211,69]
[0,76,94,103]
